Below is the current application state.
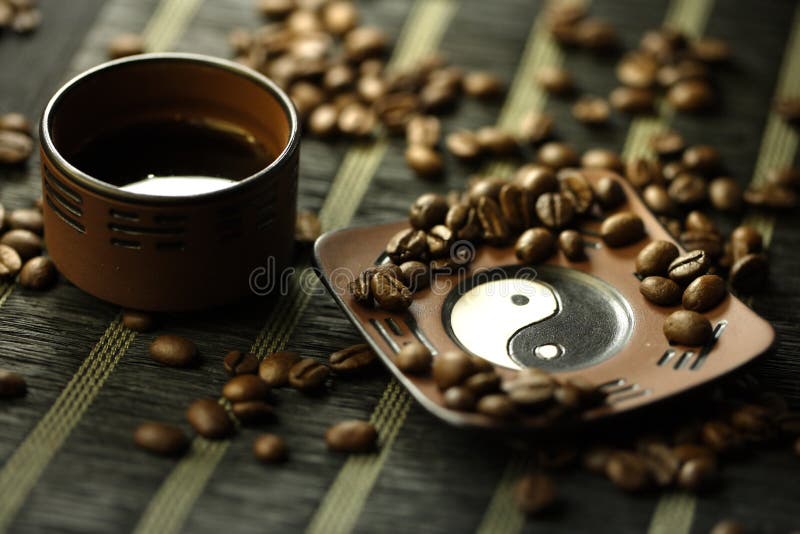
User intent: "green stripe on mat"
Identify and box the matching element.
[647,492,697,534]
[305,2,576,532]
[131,2,459,533]
[0,1,201,531]
[476,1,716,533]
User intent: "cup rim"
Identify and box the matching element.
[40,52,300,206]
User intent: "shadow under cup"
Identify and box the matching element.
[40,53,300,311]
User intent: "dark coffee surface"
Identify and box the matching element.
[1,0,799,533]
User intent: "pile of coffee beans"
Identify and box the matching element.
[0,112,34,165]
[0,197,59,291]
[0,0,41,35]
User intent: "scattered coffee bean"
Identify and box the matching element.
[572,95,610,125]
[672,443,715,464]
[729,253,768,293]
[535,192,575,229]
[398,260,429,291]
[514,473,557,515]
[709,520,745,534]
[107,33,146,59]
[640,442,679,487]
[0,369,26,398]
[444,386,477,411]
[609,86,655,113]
[325,420,377,452]
[605,451,650,492]
[464,371,501,396]
[406,115,441,148]
[0,244,22,280]
[625,157,662,189]
[288,358,330,392]
[18,256,57,289]
[668,250,709,285]
[702,420,740,454]
[370,269,413,311]
[643,184,676,215]
[535,66,574,95]
[329,343,376,374]
[253,433,288,463]
[668,173,707,205]
[0,130,33,164]
[559,170,595,214]
[0,112,31,135]
[476,196,510,245]
[395,342,432,374]
[640,276,682,306]
[446,130,482,160]
[121,310,156,333]
[519,111,555,144]
[257,0,295,19]
[186,398,234,439]
[594,176,626,209]
[730,226,762,261]
[601,212,645,247]
[463,71,504,99]
[133,422,188,456]
[581,148,623,172]
[344,26,387,61]
[504,369,556,411]
[677,456,717,491]
[6,208,42,234]
[515,227,555,264]
[223,350,259,376]
[663,310,712,346]
[475,127,517,156]
[149,334,197,367]
[636,240,679,277]
[743,184,798,210]
[650,130,685,158]
[259,351,301,387]
[322,0,358,34]
[682,145,720,174]
[405,144,443,177]
[308,105,339,136]
[231,400,275,424]
[680,231,722,260]
[558,230,585,261]
[537,141,579,169]
[1,229,43,260]
[295,210,322,243]
[476,393,516,418]
[668,79,714,112]
[432,350,475,390]
[222,374,270,403]
[682,274,726,312]
[616,51,657,88]
[766,167,800,190]
[708,177,743,212]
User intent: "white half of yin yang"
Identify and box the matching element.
[449,278,561,370]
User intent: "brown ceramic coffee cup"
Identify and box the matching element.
[40,53,299,311]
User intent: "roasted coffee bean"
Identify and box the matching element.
[536,192,575,229]
[406,116,441,148]
[535,66,574,95]
[6,208,43,234]
[469,176,507,203]
[477,393,516,418]
[463,71,504,99]
[426,225,453,258]
[692,37,732,62]
[650,130,686,159]
[663,162,688,182]
[443,386,477,411]
[672,443,715,464]
[0,244,22,280]
[149,335,197,367]
[684,210,718,234]
[11,8,41,33]
[609,86,656,113]
[594,176,626,209]
[371,270,412,311]
[515,228,556,264]
[668,173,707,205]
[636,240,679,278]
[386,228,428,263]
[476,197,510,245]
[583,446,614,474]
[17,256,57,290]
[625,157,662,189]
[405,145,443,178]
[464,371,501,396]
[640,276,682,306]
[743,184,798,209]
[133,422,188,456]
[0,112,32,135]
[295,210,322,243]
[395,342,432,375]
[329,343,376,374]
[288,358,330,391]
[643,184,677,215]
[537,141,579,169]
[356,75,387,103]
[227,28,252,55]
[349,269,374,304]
[766,167,800,190]
[419,80,459,112]
[121,310,156,333]
[668,250,710,285]
[682,145,720,175]
[519,111,555,144]
[252,433,288,463]
[307,105,338,138]
[1,229,43,260]
[680,231,722,259]
[0,369,26,398]
[290,82,325,118]
[663,310,713,346]
[259,351,301,387]
[682,274,726,312]
[709,177,743,212]
[475,127,517,156]
[504,368,556,411]
[344,26,387,61]
[677,456,717,491]
[702,420,738,453]
[514,165,559,198]
[186,398,234,439]
[337,102,376,137]
[432,350,475,390]
[375,92,420,132]
[558,230,585,261]
[668,79,714,112]
[0,130,33,164]
[559,170,594,214]
[231,401,275,424]
[776,97,800,124]
[445,130,482,160]
[601,212,645,247]
[616,51,658,88]
[572,95,610,125]
[640,442,680,487]
[513,473,557,516]
[575,17,617,50]
[498,183,532,231]
[257,0,295,18]
[605,452,650,492]
[730,404,773,438]
[729,253,768,293]
[581,148,623,172]
[445,203,482,241]
[322,0,358,34]
[656,60,708,88]
[709,520,745,534]
[107,33,145,59]
[398,260,428,291]
[325,420,377,452]
[731,226,762,260]
[223,374,270,403]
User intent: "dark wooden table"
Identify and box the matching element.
[1,0,799,533]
